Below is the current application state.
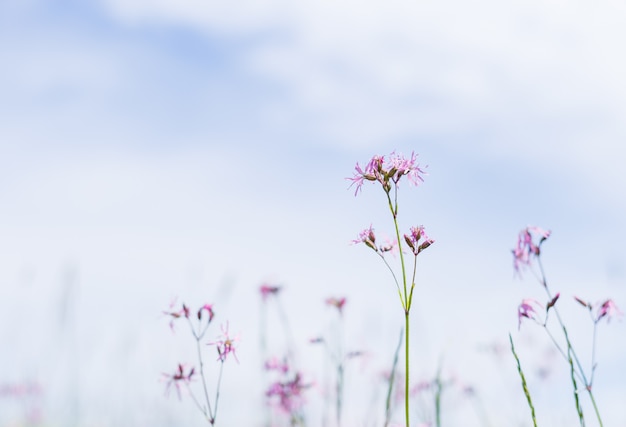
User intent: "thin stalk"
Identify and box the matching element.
[336,363,344,427]
[384,328,404,427]
[434,365,442,427]
[386,189,411,427]
[537,258,603,426]
[405,311,410,427]
[509,334,538,427]
[386,191,408,305]
[212,361,225,425]
[196,337,214,420]
[567,343,585,426]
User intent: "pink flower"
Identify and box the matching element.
[260,284,281,301]
[208,322,239,363]
[403,225,434,256]
[512,226,551,275]
[325,297,347,314]
[264,357,290,374]
[163,299,191,331]
[518,298,543,329]
[352,225,377,251]
[389,151,426,186]
[378,236,398,256]
[162,364,195,399]
[595,299,623,323]
[346,151,427,196]
[266,372,309,415]
[347,162,368,196]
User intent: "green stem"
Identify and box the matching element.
[405,311,410,427]
[567,344,585,426]
[384,328,404,427]
[509,334,538,427]
[386,191,408,307]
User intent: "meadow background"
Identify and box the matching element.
[1,0,625,426]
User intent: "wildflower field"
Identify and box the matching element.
[2,1,626,427]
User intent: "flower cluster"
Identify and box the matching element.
[404,225,434,256]
[353,225,431,257]
[347,151,426,195]
[512,226,551,275]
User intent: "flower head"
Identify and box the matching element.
[404,225,434,256]
[518,298,543,329]
[197,304,215,322]
[162,364,195,399]
[208,322,239,363]
[163,298,190,331]
[347,151,427,196]
[595,299,623,323]
[512,226,551,276]
[352,225,377,251]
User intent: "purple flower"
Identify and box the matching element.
[404,225,434,256]
[512,226,551,275]
[518,298,543,329]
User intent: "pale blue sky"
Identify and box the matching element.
[1,0,625,426]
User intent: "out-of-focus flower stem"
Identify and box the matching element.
[509,334,538,427]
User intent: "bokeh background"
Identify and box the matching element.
[1,0,625,426]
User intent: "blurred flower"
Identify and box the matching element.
[518,298,543,329]
[512,226,551,275]
[595,299,623,323]
[379,236,398,256]
[266,372,309,415]
[546,293,560,311]
[574,296,590,308]
[260,284,281,301]
[197,304,214,322]
[325,297,346,314]
[163,364,195,399]
[264,357,290,374]
[209,322,239,363]
[163,299,190,331]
